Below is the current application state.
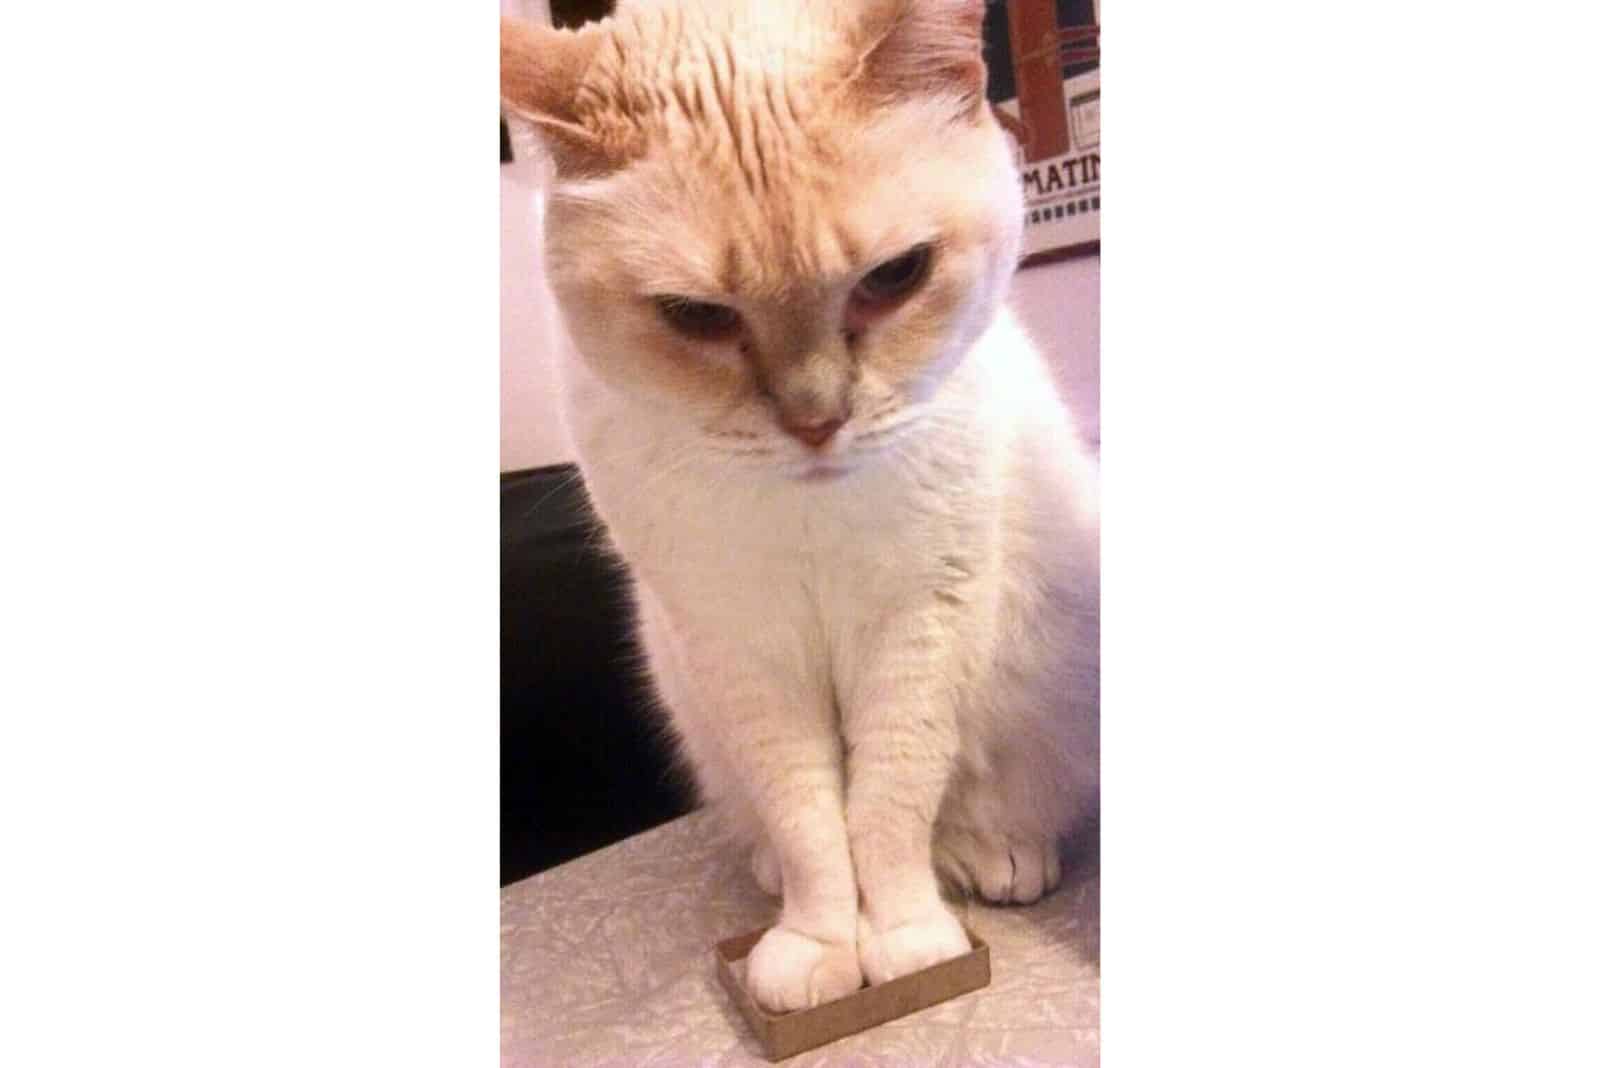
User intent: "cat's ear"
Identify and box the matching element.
[854,0,988,115]
[500,16,618,177]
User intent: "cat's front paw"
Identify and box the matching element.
[857,906,971,985]
[746,924,862,1012]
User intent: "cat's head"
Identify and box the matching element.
[503,0,1022,478]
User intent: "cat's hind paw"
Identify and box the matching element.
[746,924,862,1012]
[857,907,971,985]
[938,826,1063,905]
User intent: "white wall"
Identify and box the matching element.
[500,159,577,471]
[1013,254,1100,449]
[498,0,572,469]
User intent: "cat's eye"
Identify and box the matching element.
[655,296,743,341]
[852,244,934,307]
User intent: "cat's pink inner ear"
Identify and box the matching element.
[855,0,988,112]
[500,16,618,176]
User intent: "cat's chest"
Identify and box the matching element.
[592,449,961,603]
[653,473,926,578]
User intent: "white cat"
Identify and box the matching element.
[503,0,1098,1013]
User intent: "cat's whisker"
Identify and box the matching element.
[516,464,587,519]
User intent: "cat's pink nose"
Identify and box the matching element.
[780,415,845,449]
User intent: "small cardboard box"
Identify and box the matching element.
[714,927,991,1062]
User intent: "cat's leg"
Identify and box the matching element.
[734,699,861,1011]
[843,614,973,984]
[936,578,1097,904]
[650,612,861,1012]
[933,767,1050,906]
[933,724,1092,904]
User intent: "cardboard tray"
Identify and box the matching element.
[714,927,991,1061]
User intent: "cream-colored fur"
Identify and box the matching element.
[504,0,1098,1013]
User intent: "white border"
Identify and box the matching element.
[1,0,1598,1064]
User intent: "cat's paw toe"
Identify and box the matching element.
[751,840,782,897]
[1010,837,1063,903]
[746,925,861,1012]
[858,907,971,985]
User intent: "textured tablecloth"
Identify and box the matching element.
[501,809,1099,1066]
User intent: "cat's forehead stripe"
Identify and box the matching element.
[718,241,743,295]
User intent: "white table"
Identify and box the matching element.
[501,809,1100,1065]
